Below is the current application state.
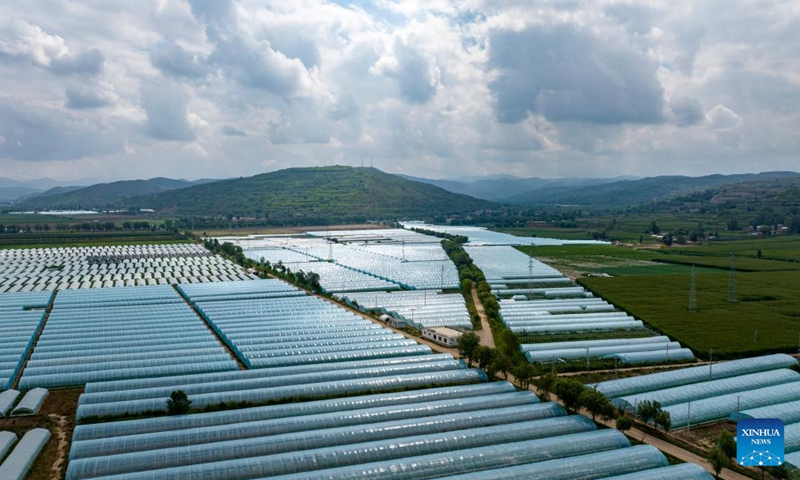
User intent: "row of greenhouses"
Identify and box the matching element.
[401,222,605,246]
[0,291,53,388]
[67,379,711,480]
[340,290,472,329]
[0,243,255,292]
[226,230,461,290]
[181,281,431,369]
[592,354,800,430]
[18,286,237,389]
[0,388,48,416]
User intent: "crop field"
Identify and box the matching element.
[579,270,800,358]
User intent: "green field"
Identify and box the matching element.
[0,213,77,224]
[0,231,186,248]
[579,271,800,358]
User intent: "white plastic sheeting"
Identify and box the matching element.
[0,431,17,462]
[0,428,50,480]
[10,388,48,416]
[0,390,20,416]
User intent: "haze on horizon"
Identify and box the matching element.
[0,0,798,183]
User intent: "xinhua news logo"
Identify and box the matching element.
[737,418,784,467]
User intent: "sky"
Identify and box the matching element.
[0,0,799,182]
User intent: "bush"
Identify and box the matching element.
[167,390,192,415]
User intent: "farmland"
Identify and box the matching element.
[579,270,800,358]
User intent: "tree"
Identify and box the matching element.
[536,371,556,398]
[513,363,537,390]
[476,346,496,373]
[167,390,192,415]
[655,410,672,432]
[649,220,661,234]
[553,378,587,413]
[636,399,662,425]
[493,354,513,380]
[579,388,613,421]
[756,249,763,259]
[457,331,480,366]
[708,446,730,480]
[616,415,633,433]
[716,430,737,459]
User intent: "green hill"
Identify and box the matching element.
[131,166,496,221]
[507,172,800,208]
[19,177,214,210]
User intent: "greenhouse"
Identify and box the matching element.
[0,390,19,416]
[0,431,16,460]
[0,291,51,388]
[340,290,472,329]
[606,349,696,365]
[613,369,800,412]
[428,445,668,480]
[19,285,237,389]
[0,428,50,480]
[736,398,800,425]
[0,244,255,291]
[68,411,598,478]
[70,391,547,459]
[786,451,800,471]
[593,354,798,398]
[76,369,488,420]
[10,388,48,416]
[663,381,800,429]
[510,320,645,334]
[522,336,670,352]
[597,463,713,479]
[73,383,520,440]
[78,359,467,405]
[525,341,683,363]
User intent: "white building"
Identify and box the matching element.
[422,327,463,347]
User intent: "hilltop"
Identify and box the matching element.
[130,166,495,221]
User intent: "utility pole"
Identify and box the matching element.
[586,348,590,371]
[688,265,697,313]
[754,329,759,343]
[728,253,737,303]
[687,401,691,433]
[709,348,713,380]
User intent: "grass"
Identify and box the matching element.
[0,231,186,249]
[0,213,78,223]
[579,271,800,358]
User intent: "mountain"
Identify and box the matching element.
[132,166,496,220]
[506,171,800,208]
[401,175,631,201]
[18,177,217,210]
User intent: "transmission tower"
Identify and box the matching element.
[528,256,534,278]
[688,265,697,313]
[727,253,737,303]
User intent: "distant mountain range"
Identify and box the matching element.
[503,171,800,207]
[400,175,637,202]
[5,168,799,218]
[15,178,217,209]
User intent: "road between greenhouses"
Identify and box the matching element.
[471,284,495,348]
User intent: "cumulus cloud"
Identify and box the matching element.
[707,105,742,130]
[670,95,705,127]
[373,36,440,104]
[150,43,209,79]
[0,96,124,161]
[488,24,665,125]
[141,81,201,141]
[65,84,116,109]
[0,18,103,75]
[221,124,247,136]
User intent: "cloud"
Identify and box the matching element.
[140,81,201,141]
[670,95,705,127]
[0,96,124,161]
[221,124,247,136]
[707,105,742,130]
[373,36,440,104]
[65,84,116,109]
[0,18,103,75]
[488,24,665,125]
[150,43,209,79]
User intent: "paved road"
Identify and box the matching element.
[471,285,495,348]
